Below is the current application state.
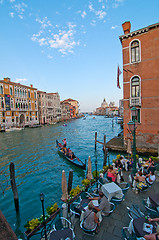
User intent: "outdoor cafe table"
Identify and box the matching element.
[101,182,123,201]
[49,228,73,240]
[74,199,90,215]
[133,217,156,237]
[149,193,159,208]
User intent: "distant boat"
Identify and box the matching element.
[83,117,86,120]
[117,117,123,124]
[56,140,86,170]
[5,127,24,132]
[93,117,95,119]
[63,124,67,127]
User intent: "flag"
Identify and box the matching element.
[117,65,122,89]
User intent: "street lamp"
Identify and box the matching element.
[95,159,98,192]
[40,193,47,240]
[128,107,138,175]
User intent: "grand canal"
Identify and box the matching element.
[0,116,121,239]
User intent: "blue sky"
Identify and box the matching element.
[0,0,159,112]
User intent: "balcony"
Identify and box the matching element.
[129,97,141,107]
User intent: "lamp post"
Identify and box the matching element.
[128,107,138,175]
[40,193,47,240]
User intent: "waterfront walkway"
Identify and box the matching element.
[74,170,159,240]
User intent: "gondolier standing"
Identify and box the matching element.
[63,138,67,148]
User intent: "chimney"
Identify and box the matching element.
[30,84,33,88]
[4,77,11,82]
[122,21,131,34]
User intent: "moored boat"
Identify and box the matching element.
[56,140,86,170]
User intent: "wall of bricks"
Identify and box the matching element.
[120,23,159,154]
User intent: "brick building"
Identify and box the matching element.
[119,22,159,154]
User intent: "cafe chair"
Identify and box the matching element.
[119,182,130,194]
[80,220,97,236]
[48,216,75,239]
[127,204,144,220]
[69,203,81,219]
[121,227,137,240]
[102,202,115,216]
[142,199,158,217]
[110,195,125,205]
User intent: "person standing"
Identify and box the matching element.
[63,138,67,148]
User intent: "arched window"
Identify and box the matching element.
[131,40,140,63]
[131,76,140,97]
[0,86,3,94]
[10,87,13,96]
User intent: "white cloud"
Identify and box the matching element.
[81,11,87,18]
[96,10,106,19]
[36,17,52,29]
[88,3,94,12]
[10,0,15,2]
[0,0,3,4]
[48,55,53,59]
[90,20,96,27]
[111,25,118,29]
[49,23,77,55]
[12,2,28,19]
[9,12,14,18]
[15,78,27,83]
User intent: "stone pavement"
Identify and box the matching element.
[73,170,159,240]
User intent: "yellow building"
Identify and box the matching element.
[0,77,39,128]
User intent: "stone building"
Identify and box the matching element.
[0,77,38,128]
[61,98,79,117]
[119,21,159,154]
[38,91,61,124]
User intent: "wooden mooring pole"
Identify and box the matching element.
[10,162,19,213]
[68,170,73,194]
[95,132,97,150]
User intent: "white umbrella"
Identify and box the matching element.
[87,156,93,180]
[61,170,68,202]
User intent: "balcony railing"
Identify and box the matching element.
[130,97,141,107]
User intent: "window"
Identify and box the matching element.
[0,85,3,94]
[34,92,36,99]
[131,40,140,63]
[10,87,13,96]
[28,90,30,98]
[131,77,140,97]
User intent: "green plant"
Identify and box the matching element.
[116,154,121,160]
[46,203,58,216]
[103,165,108,171]
[92,170,99,178]
[69,185,81,197]
[24,218,40,232]
[81,178,90,187]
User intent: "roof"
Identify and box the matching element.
[63,98,78,102]
[0,79,37,90]
[119,22,159,43]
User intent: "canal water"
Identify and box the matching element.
[0,115,121,239]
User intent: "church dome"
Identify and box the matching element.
[101,98,108,108]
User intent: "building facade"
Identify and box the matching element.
[38,91,61,124]
[61,98,79,116]
[0,78,38,128]
[119,22,159,154]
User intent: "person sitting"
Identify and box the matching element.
[146,171,156,185]
[83,201,99,231]
[99,173,109,184]
[115,159,124,181]
[144,224,159,240]
[146,158,155,173]
[133,170,148,191]
[89,190,111,217]
[107,165,117,182]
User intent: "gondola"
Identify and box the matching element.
[56,140,86,170]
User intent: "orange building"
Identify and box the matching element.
[119,22,159,154]
[0,77,38,128]
[61,98,79,117]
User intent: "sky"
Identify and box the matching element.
[0,0,159,112]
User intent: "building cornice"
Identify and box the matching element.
[119,22,159,43]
